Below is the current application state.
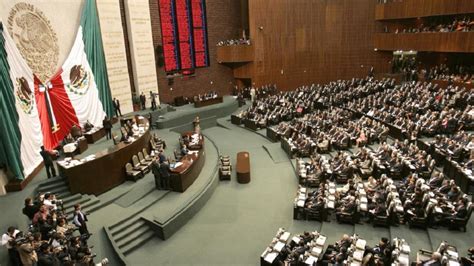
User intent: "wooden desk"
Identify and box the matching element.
[170,149,206,192]
[231,114,242,125]
[84,128,106,144]
[174,96,189,106]
[182,132,204,150]
[236,151,251,184]
[266,127,280,142]
[243,118,258,131]
[58,121,151,195]
[194,96,223,108]
[77,137,88,154]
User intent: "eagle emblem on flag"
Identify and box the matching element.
[15,77,34,114]
[67,65,90,95]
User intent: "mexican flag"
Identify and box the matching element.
[36,0,113,150]
[0,22,44,180]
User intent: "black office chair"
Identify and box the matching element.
[448,202,473,232]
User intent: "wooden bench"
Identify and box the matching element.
[236,152,250,184]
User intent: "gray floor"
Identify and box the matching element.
[1,111,473,265]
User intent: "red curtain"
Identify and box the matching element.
[35,73,79,150]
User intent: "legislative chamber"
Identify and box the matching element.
[0,0,473,265]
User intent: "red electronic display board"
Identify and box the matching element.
[175,0,194,69]
[158,0,209,73]
[158,0,180,72]
[191,0,209,67]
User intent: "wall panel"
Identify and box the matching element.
[248,0,389,90]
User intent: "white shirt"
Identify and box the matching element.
[43,199,57,211]
[2,230,19,249]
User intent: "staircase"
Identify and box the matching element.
[36,178,102,222]
[109,217,156,256]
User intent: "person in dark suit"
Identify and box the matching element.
[22,198,39,220]
[150,91,157,111]
[40,146,56,179]
[336,197,356,222]
[113,97,122,117]
[181,144,189,156]
[158,150,167,164]
[159,161,171,190]
[83,120,94,132]
[140,92,146,110]
[102,116,113,140]
[73,204,89,236]
[151,159,162,190]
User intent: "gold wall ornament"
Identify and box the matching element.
[8,2,59,82]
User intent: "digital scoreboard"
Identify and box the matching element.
[158,0,209,72]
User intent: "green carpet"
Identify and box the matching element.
[1,113,473,266]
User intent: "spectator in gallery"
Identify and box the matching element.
[103,116,113,140]
[39,146,56,179]
[140,92,146,110]
[113,97,122,117]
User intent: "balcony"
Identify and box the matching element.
[374,32,474,53]
[375,0,474,20]
[216,45,254,63]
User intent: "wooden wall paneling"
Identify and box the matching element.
[374,32,474,53]
[248,0,389,90]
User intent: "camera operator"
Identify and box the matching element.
[33,205,49,226]
[43,193,62,212]
[68,235,96,264]
[23,198,39,221]
[1,226,21,265]
[15,231,38,266]
[37,242,60,266]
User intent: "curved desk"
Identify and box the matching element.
[182,131,204,150]
[170,149,206,192]
[58,120,151,195]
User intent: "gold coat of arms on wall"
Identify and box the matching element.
[8,2,59,83]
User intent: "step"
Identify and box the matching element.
[62,194,82,206]
[55,190,73,200]
[36,177,67,189]
[113,220,146,242]
[66,197,98,214]
[117,225,150,248]
[111,216,142,236]
[38,185,69,196]
[65,197,92,215]
[37,180,68,192]
[122,230,156,256]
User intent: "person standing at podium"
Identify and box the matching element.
[103,116,112,140]
[40,146,56,179]
[151,159,162,190]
